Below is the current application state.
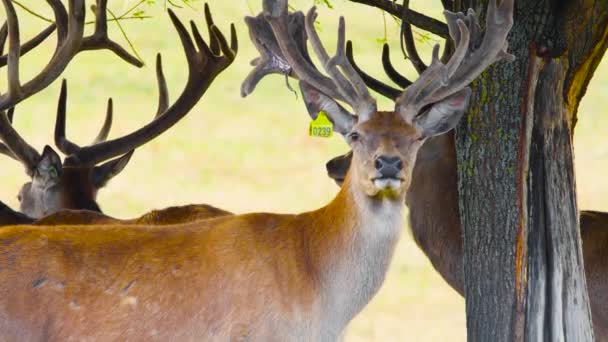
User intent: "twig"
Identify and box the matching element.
[121,0,147,17]
[166,0,183,9]
[85,16,153,25]
[11,0,53,23]
[107,8,143,63]
[11,1,153,26]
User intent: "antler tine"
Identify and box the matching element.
[79,0,143,67]
[0,139,16,160]
[381,44,413,88]
[204,3,220,55]
[6,107,13,123]
[55,81,115,151]
[262,0,377,118]
[400,0,427,74]
[155,54,169,118]
[64,5,238,167]
[325,15,377,118]
[303,7,377,118]
[3,0,22,100]
[346,41,401,101]
[54,80,81,155]
[92,98,113,144]
[240,12,309,97]
[49,0,69,42]
[0,22,10,87]
[304,8,359,106]
[0,0,86,111]
[0,24,56,68]
[396,0,514,122]
[262,0,348,103]
[0,108,18,161]
[0,22,7,55]
[0,109,40,175]
[0,0,145,111]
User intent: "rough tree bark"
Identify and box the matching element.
[454,0,608,341]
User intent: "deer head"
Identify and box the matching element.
[0,3,237,218]
[3,92,135,218]
[243,0,514,198]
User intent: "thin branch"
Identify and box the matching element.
[11,0,54,23]
[346,0,449,38]
[10,1,152,25]
[0,24,55,67]
[178,0,195,10]
[121,0,147,18]
[107,8,143,64]
[166,0,183,9]
[86,15,153,25]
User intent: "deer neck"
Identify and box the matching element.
[405,132,464,294]
[308,171,404,331]
[59,169,101,213]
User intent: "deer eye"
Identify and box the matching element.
[49,166,58,178]
[347,131,361,143]
[419,103,433,115]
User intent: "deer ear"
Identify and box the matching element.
[299,81,356,135]
[325,151,352,186]
[36,145,62,183]
[92,150,134,189]
[414,88,471,138]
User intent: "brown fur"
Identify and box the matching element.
[0,201,34,226]
[35,204,232,226]
[58,167,100,212]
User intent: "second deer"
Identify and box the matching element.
[0,2,232,222]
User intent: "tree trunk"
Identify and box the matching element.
[455,0,608,341]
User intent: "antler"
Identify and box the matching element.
[240,11,310,97]
[400,0,427,74]
[53,80,113,155]
[0,22,57,67]
[63,4,238,167]
[345,42,401,101]
[345,0,465,103]
[0,108,40,175]
[79,0,143,67]
[55,52,171,158]
[0,0,143,111]
[397,0,514,122]
[0,108,17,161]
[252,0,376,120]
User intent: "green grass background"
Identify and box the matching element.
[1,1,607,340]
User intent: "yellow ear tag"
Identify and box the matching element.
[309,111,333,138]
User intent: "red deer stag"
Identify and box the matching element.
[0,2,232,222]
[244,1,608,339]
[0,0,511,339]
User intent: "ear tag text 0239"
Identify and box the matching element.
[309,111,333,138]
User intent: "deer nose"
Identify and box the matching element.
[374,155,403,178]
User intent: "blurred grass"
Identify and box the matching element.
[1,1,607,340]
